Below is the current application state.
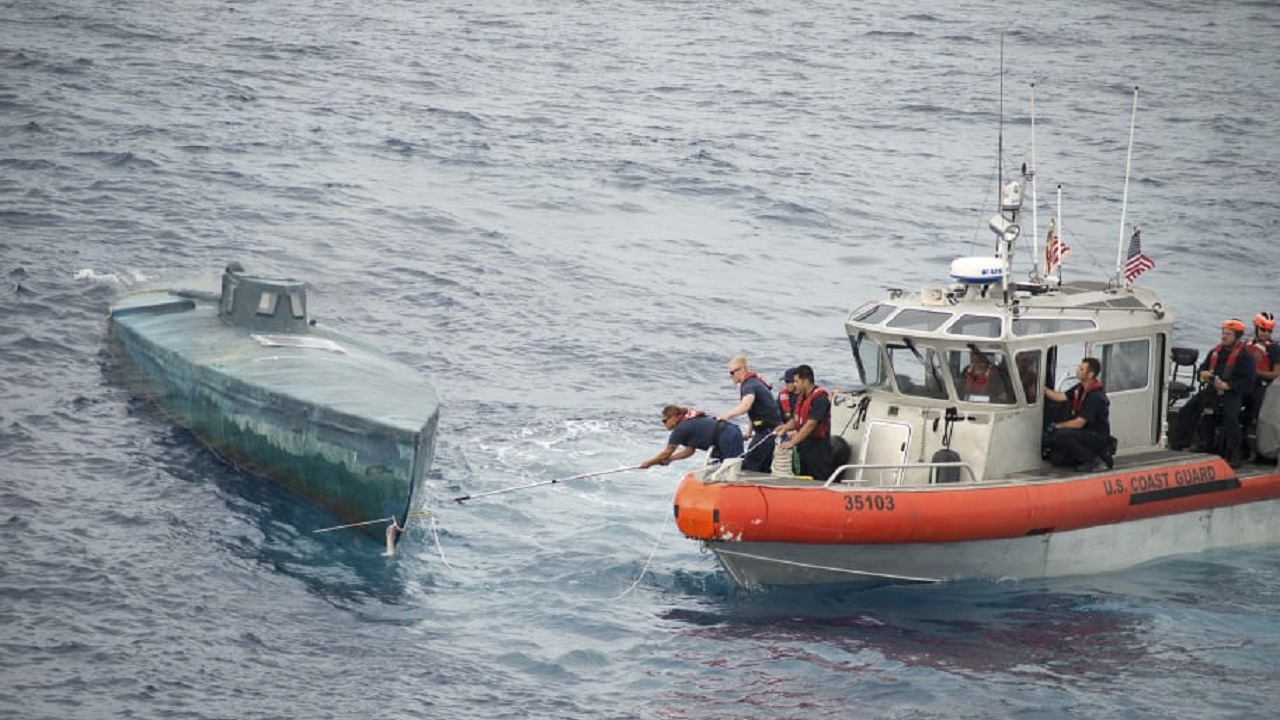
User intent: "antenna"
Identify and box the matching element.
[996,35,1004,234]
[1115,86,1139,280]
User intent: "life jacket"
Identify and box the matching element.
[738,371,772,391]
[1207,341,1247,378]
[778,390,794,418]
[1069,379,1105,416]
[1246,337,1276,374]
[964,365,991,393]
[680,409,705,422]
[794,386,830,440]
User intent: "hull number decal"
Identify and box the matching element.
[844,494,896,512]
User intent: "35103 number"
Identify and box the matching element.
[843,494,895,512]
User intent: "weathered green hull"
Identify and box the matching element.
[109,287,438,538]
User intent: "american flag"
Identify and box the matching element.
[1124,226,1155,282]
[1044,218,1070,274]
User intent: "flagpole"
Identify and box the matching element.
[1055,183,1063,283]
[1030,83,1041,278]
[1116,86,1139,281]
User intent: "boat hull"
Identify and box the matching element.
[109,289,438,536]
[673,457,1280,588]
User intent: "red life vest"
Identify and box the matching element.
[778,390,794,417]
[794,386,830,439]
[680,409,705,422]
[963,365,992,394]
[737,371,773,392]
[1207,341,1247,377]
[1246,338,1276,373]
[1070,379,1105,415]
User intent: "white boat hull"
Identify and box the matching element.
[709,497,1280,588]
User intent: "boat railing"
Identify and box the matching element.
[820,461,979,488]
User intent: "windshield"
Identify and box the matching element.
[849,332,890,389]
[886,342,949,399]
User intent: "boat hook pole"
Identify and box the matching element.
[452,465,644,504]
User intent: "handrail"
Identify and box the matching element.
[820,461,978,488]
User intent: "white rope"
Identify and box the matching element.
[712,547,942,584]
[612,494,676,599]
[428,514,455,574]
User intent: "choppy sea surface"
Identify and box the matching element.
[4,0,1280,717]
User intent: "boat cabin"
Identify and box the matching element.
[832,269,1175,486]
[218,262,310,333]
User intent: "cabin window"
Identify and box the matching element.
[1011,317,1098,336]
[887,308,951,332]
[851,302,894,325]
[1098,338,1151,392]
[256,292,278,316]
[1049,343,1088,391]
[849,332,890,390]
[1015,349,1043,404]
[288,292,305,319]
[886,344,948,399]
[947,348,1015,404]
[947,314,1003,338]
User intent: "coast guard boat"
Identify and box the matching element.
[672,97,1280,588]
[109,262,439,545]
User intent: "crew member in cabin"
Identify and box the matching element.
[715,356,782,472]
[961,351,1012,403]
[773,365,835,481]
[1169,318,1256,467]
[1244,312,1280,446]
[1043,357,1113,472]
[640,404,744,469]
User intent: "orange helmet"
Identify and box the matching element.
[1255,312,1276,332]
[1223,318,1247,335]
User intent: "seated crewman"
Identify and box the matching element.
[1170,318,1256,467]
[1043,357,1113,472]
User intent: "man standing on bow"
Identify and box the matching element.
[716,355,781,472]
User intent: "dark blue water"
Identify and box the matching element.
[4,0,1280,717]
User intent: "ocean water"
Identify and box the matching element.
[3,0,1280,717]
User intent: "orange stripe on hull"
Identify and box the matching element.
[673,459,1280,545]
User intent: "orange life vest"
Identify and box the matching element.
[1246,338,1276,374]
[1207,341,1247,378]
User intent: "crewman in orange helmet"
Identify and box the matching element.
[1243,312,1280,456]
[1170,318,1256,467]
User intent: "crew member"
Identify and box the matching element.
[774,365,835,481]
[716,356,782,473]
[1244,312,1280,445]
[641,404,744,469]
[1043,357,1113,471]
[1170,318,1256,467]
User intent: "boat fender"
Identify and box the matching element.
[931,448,962,484]
[828,435,853,483]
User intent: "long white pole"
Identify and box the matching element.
[1055,184,1063,283]
[1116,86,1139,278]
[1030,82,1040,278]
